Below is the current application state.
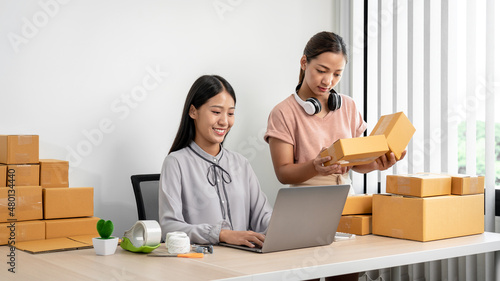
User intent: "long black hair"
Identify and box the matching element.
[169,75,236,154]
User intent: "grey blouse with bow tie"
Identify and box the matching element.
[159,142,273,244]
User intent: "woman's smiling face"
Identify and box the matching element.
[190,90,235,155]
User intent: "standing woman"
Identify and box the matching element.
[159,75,272,248]
[265,32,404,280]
[265,31,404,192]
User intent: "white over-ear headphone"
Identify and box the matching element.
[294,84,342,115]
[293,91,322,115]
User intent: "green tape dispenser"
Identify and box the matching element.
[121,220,161,253]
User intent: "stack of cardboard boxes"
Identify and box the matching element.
[337,194,373,236]
[0,135,98,252]
[373,173,485,241]
[337,174,485,241]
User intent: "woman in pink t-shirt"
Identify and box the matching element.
[264,30,405,281]
[265,31,405,190]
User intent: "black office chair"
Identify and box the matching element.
[131,174,160,222]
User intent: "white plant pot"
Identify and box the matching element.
[92,237,119,256]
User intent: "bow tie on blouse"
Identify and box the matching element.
[206,161,232,186]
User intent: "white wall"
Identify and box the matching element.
[0,0,334,235]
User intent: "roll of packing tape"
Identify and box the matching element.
[123,220,162,248]
[166,232,190,254]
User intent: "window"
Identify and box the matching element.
[337,0,498,226]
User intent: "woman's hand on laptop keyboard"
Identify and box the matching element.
[219,230,265,248]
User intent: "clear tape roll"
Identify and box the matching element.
[123,220,162,248]
[166,232,190,254]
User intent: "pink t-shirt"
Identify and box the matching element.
[265,94,367,164]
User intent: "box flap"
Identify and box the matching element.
[15,237,92,254]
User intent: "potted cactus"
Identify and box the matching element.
[92,219,119,255]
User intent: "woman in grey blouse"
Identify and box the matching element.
[159,75,272,248]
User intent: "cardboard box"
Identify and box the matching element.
[342,194,372,215]
[43,187,94,219]
[39,159,69,188]
[7,164,40,186]
[386,173,452,197]
[0,220,45,245]
[320,135,389,167]
[15,237,94,254]
[451,175,485,195]
[0,135,39,164]
[0,164,5,187]
[370,112,415,160]
[0,186,43,222]
[337,215,372,235]
[45,217,99,239]
[372,194,484,242]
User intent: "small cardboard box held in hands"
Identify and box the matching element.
[370,112,415,160]
[320,135,389,167]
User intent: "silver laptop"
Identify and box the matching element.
[220,184,350,253]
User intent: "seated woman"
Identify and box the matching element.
[159,75,272,248]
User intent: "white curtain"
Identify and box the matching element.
[334,0,498,280]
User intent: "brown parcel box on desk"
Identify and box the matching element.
[45,217,99,239]
[320,135,389,167]
[451,175,484,195]
[0,220,45,245]
[342,194,373,215]
[7,164,40,186]
[372,194,484,242]
[0,135,39,164]
[39,159,69,188]
[386,173,452,197]
[0,164,5,187]
[370,112,415,160]
[337,215,372,236]
[43,187,94,219]
[0,186,43,222]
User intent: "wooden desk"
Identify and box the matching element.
[2,232,500,280]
